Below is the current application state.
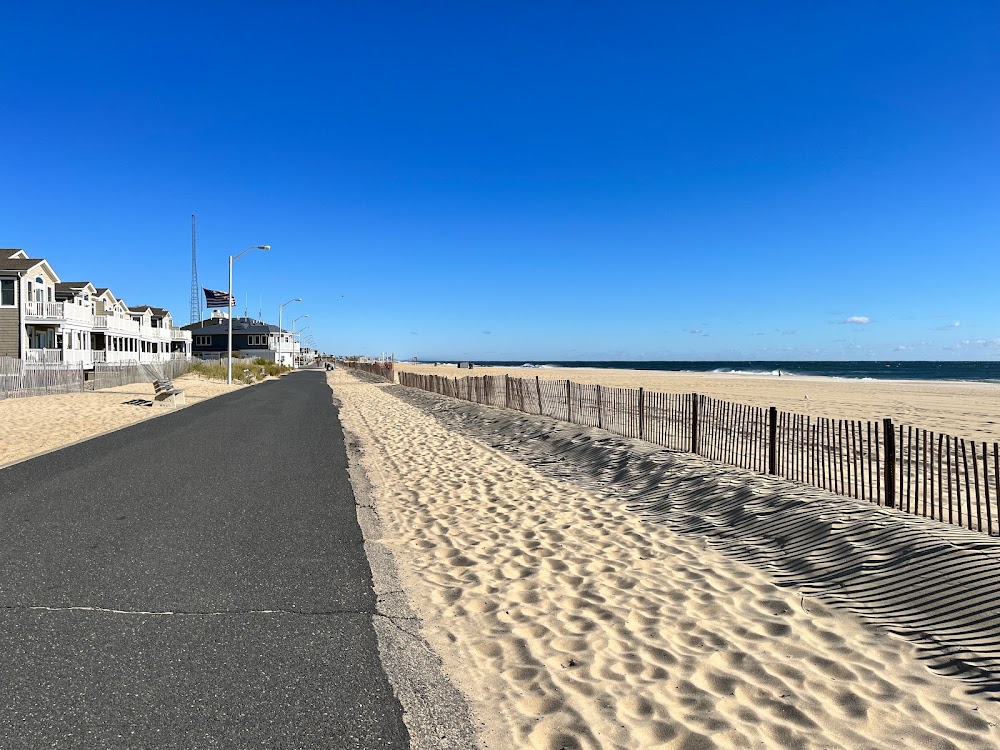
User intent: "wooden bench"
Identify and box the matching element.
[153,378,186,407]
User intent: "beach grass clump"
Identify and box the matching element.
[188,360,229,382]
[186,359,292,383]
[252,358,293,378]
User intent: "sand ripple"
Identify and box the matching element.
[395,386,1000,694]
[335,373,1000,749]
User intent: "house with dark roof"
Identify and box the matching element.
[0,248,192,366]
[182,315,298,366]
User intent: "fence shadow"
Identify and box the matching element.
[399,371,1000,538]
[390,383,1000,696]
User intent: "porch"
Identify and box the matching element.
[24,300,95,325]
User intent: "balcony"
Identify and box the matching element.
[25,348,64,364]
[24,301,94,324]
[25,348,95,367]
[93,315,141,335]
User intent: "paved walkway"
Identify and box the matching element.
[0,371,409,749]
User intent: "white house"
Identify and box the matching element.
[0,248,192,366]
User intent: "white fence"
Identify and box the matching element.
[0,357,196,398]
[0,357,84,399]
[92,359,193,390]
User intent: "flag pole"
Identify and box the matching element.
[227,255,234,384]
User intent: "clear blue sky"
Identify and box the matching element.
[2,2,997,361]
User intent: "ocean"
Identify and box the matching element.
[463,361,1000,383]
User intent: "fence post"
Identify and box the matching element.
[691,393,699,454]
[566,380,573,423]
[596,384,603,429]
[884,418,896,508]
[536,375,543,415]
[768,406,778,475]
[505,374,511,409]
[638,387,644,440]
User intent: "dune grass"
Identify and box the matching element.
[188,358,292,384]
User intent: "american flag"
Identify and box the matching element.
[204,288,235,308]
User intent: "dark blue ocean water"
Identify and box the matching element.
[465,361,1000,382]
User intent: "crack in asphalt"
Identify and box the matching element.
[2,604,421,622]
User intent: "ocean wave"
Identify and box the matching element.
[710,368,795,376]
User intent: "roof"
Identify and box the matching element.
[0,257,60,282]
[1,249,27,259]
[0,258,45,273]
[182,316,284,335]
[130,305,171,318]
[55,281,97,301]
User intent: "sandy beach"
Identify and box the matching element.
[5,367,1000,747]
[397,363,1000,443]
[0,374,245,468]
[335,369,1000,749]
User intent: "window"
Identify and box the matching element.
[194,335,211,346]
[247,334,268,346]
[0,279,13,306]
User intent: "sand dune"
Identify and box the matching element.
[394,386,1000,690]
[333,371,1000,750]
[397,363,1000,443]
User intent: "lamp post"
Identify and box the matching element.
[228,245,271,384]
[294,326,310,366]
[278,297,301,367]
[291,315,309,368]
[300,333,316,365]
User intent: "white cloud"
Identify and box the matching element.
[843,316,871,325]
[942,338,1000,353]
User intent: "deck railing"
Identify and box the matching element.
[24,301,94,323]
[398,371,1000,537]
[25,348,64,364]
[93,315,141,334]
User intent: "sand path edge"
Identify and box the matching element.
[333,383,483,750]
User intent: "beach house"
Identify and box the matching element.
[182,314,299,367]
[0,248,192,366]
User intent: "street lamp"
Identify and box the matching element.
[278,297,301,367]
[293,325,310,366]
[291,315,309,368]
[299,333,317,365]
[228,245,271,384]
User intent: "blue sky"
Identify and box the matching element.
[2,2,997,361]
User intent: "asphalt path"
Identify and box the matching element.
[0,371,410,749]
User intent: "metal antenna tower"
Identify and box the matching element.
[189,214,200,324]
